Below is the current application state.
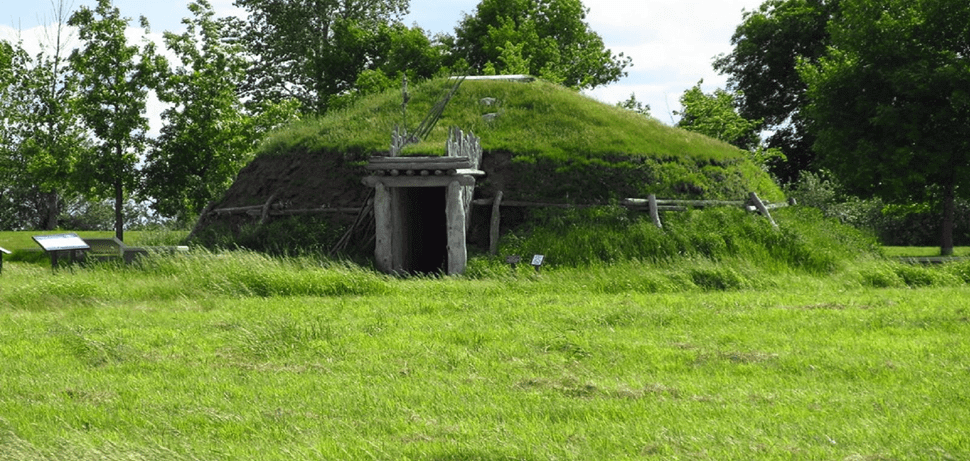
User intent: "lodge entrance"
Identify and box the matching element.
[362,128,483,275]
[396,186,447,274]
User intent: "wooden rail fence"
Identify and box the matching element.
[205,191,793,256]
[472,192,793,255]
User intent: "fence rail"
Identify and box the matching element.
[206,191,792,256]
[473,192,792,254]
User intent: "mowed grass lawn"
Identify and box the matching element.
[1,253,968,460]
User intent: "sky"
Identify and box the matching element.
[1,0,768,131]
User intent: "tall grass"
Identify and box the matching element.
[1,249,969,459]
[2,250,389,308]
[494,205,878,273]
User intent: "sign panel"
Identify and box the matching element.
[32,233,90,252]
[0,247,10,255]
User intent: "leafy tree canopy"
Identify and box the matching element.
[145,0,298,222]
[616,93,651,118]
[0,1,87,231]
[231,0,442,115]
[675,81,783,171]
[676,81,761,151]
[714,0,840,182]
[449,0,631,90]
[68,0,167,240]
[800,0,970,254]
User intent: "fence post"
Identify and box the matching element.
[648,194,663,229]
[749,192,778,228]
[490,191,503,255]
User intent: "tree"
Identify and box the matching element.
[0,2,88,230]
[616,93,650,118]
[800,0,970,255]
[231,0,410,115]
[676,81,760,151]
[144,0,298,222]
[675,81,783,170]
[331,22,449,107]
[68,0,166,241]
[449,0,631,90]
[713,0,841,183]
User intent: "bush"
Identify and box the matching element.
[787,170,970,246]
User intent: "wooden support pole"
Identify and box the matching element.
[373,183,393,273]
[259,192,278,225]
[446,181,467,275]
[749,192,777,228]
[648,194,662,229]
[490,191,503,255]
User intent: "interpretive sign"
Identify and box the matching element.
[32,233,90,270]
[32,233,90,252]
[531,254,545,273]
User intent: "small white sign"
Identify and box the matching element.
[531,255,544,266]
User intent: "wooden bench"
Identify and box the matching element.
[82,237,148,264]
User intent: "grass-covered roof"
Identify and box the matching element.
[258,78,750,162]
[253,77,782,202]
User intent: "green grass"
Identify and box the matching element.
[882,246,970,257]
[3,212,969,459]
[2,244,970,459]
[0,230,189,251]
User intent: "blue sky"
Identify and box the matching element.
[2,0,768,128]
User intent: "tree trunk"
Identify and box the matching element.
[941,181,955,256]
[114,179,124,242]
[39,191,60,230]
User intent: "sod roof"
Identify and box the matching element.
[260,78,749,162]
[245,77,782,204]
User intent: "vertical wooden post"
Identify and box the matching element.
[489,191,503,255]
[648,194,662,229]
[749,192,778,228]
[373,183,393,273]
[446,180,467,275]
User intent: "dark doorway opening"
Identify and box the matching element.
[398,187,446,274]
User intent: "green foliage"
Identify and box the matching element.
[800,0,970,253]
[231,0,428,115]
[448,0,631,89]
[675,80,784,171]
[615,92,650,117]
[57,197,169,231]
[787,171,970,246]
[676,80,761,151]
[68,0,167,241]
[143,0,298,222]
[0,7,87,231]
[714,0,840,183]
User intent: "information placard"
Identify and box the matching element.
[32,233,90,252]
